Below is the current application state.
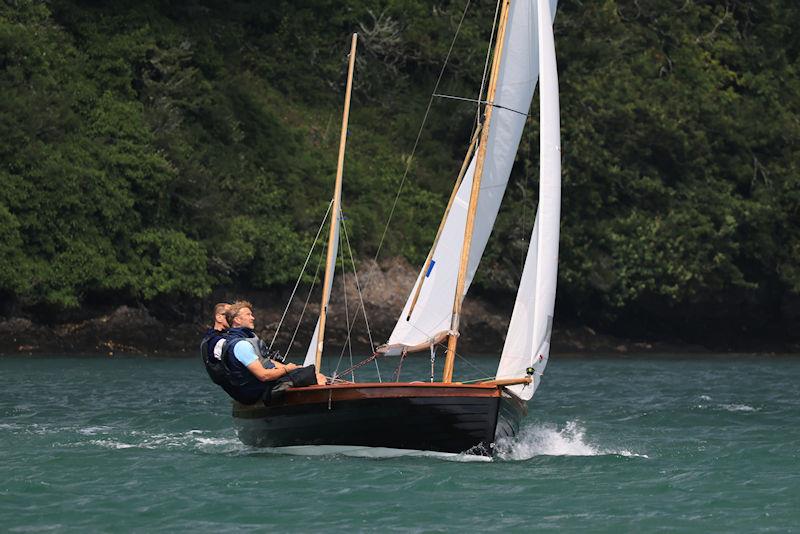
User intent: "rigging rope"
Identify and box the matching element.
[432,93,530,117]
[371,0,474,263]
[332,225,356,381]
[269,200,333,353]
[334,351,381,380]
[342,217,380,380]
[476,0,504,129]
[285,242,326,358]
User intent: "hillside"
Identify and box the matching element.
[1,0,798,350]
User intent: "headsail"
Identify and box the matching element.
[380,0,559,356]
[496,0,561,400]
[303,208,341,367]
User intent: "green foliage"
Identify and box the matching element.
[0,0,798,338]
[131,229,211,300]
[484,0,800,326]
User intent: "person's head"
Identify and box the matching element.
[213,302,230,330]
[226,300,255,329]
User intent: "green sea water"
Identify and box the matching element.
[1,354,798,532]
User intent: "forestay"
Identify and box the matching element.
[496,0,561,400]
[380,0,559,356]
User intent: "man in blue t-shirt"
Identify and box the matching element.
[223,301,326,404]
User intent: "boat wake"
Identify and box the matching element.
[495,420,648,461]
[695,395,759,413]
[50,422,645,462]
[53,427,246,453]
[259,445,492,462]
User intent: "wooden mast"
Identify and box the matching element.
[442,0,511,383]
[315,33,358,371]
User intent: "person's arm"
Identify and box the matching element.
[233,342,299,382]
[245,360,298,382]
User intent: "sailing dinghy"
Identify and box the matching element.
[233,0,560,455]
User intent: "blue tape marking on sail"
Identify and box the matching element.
[426,260,436,278]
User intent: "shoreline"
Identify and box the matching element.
[1,306,796,357]
[2,260,797,357]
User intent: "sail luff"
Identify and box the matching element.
[442,0,512,383]
[308,33,358,370]
[496,0,560,400]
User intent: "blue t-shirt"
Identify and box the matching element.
[232,340,276,369]
[233,341,258,366]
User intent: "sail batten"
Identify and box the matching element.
[381,0,559,357]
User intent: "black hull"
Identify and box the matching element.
[232,384,527,456]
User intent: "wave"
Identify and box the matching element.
[694,401,759,413]
[719,403,757,412]
[42,421,645,462]
[58,428,245,453]
[495,420,648,461]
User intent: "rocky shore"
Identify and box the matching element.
[0,259,793,357]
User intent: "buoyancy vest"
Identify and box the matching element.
[200,328,229,386]
[221,328,274,404]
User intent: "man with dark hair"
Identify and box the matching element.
[200,302,234,394]
[212,302,230,331]
[221,301,326,405]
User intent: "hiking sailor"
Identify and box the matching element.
[200,302,237,398]
[218,300,326,405]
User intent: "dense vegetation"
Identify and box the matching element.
[1,0,798,344]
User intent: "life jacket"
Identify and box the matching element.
[200,328,229,387]
[220,327,274,404]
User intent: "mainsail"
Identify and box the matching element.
[496,0,561,400]
[381,0,559,355]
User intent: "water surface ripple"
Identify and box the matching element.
[1,355,798,532]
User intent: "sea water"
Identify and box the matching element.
[1,354,798,532]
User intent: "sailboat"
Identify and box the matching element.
[233,0,561,456]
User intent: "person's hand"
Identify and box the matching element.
[285,362,299,371]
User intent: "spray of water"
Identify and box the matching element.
[495,420,647,461]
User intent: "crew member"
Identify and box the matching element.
[202,302,230,360]
[200,302,237,397]
[223,300,325,405]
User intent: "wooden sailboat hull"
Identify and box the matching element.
[232,383,526,455]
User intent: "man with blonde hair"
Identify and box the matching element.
[220,300,325,405]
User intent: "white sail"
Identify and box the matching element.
[381,0,559,355]
[303,207,341,366]
[496,0,561,400]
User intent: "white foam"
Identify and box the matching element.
[720,403,757,412]
[258,445,492,462]
[78,426,113,436]
[194,436,241,446]
[495,420,648,460]
[87,439,136,450]
[67,430,243,452]
[695,402,758,413]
